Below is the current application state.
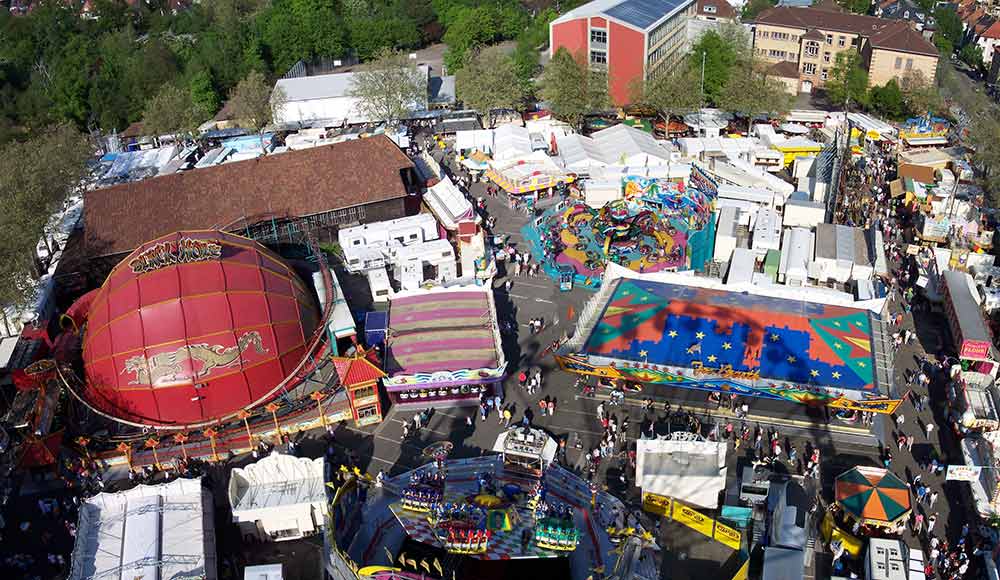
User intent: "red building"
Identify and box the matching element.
[549,0,698,106]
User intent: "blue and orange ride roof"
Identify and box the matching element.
[582,279,878,392]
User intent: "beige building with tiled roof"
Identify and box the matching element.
[753,3,938,93]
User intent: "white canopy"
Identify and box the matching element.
[635,436,727,509]
[229,452,326,513]
[590,124,672,166]
[70,477,216,580]
[455,129,494,153]
[425,175,476,230]
[492,124,533,162]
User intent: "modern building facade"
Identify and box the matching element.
[550,0,698,105]
[753,4,938,93]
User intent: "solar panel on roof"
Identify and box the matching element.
[605,0,690,29]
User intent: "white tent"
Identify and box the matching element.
[228,453,328,542]
[492,124,533,162]
[70,477,216,580]
[557,133,613,170]
[425,175,476,230]
[591,124,672,166]
[635,435,727,509]
[455,129,494,153]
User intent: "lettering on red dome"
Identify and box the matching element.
[129,238,222,274]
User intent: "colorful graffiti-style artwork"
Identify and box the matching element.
[582,279,880,394]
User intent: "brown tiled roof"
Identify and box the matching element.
[768,60,801,78]
[803,28,826,40]
[869,20,939,56]
[983,20,1000,38]
[696,0,736,19]
[755,6,892,34]
[975,15,997,34]
[84,135,415,257]
[121,122,145,139]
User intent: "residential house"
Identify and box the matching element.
[549,0,699,105]
[977,21,1000,68]
[874,0,933,31]
[688,0,738,43]
[752,3,938,93]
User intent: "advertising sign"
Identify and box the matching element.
[961,340,991,361]
[713,521,742,550]
[673,502,714,538]
[946,464,983,482]
[642,492,673,517]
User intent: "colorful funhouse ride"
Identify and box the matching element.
[526,168,718,287]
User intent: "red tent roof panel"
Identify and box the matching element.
[81,231,319,427]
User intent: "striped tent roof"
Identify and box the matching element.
[835,466,911,526]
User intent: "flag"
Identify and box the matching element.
[420,559,430,573]
[383,546,393,564]
[433,558,443,576]
[397,551,407,566]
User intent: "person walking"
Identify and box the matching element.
[929,491,938,508]
[925,422,935,439]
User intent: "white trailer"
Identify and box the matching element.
[366,268,393,303]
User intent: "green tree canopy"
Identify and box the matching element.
[0,124,90,309]
[539,48,609,129]
[348,48,427,124]
[933,6,962,48]
[825,51,869,108]
[688,28,746,106]
[718,60,793,118]
[229,70,284,150]
[635,66,703,118]
[960,43,985,72]
[456,46,527,126]
[741,0,776,20]
[868,79,905,119]
[899,69,941,116]
[141,83,208,137]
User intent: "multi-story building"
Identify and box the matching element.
[753,3,938,93]
[549,0,698,105]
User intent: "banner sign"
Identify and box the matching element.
[642,492,673,517]
[713,521,743,550]
[946,465,983,482]
[673,502,714,538]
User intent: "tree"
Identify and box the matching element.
[688,29,744,106]
[0,124,90,310]
[539,48,609,129]
[825,51,869,109]
[456,46,527,127]
[718,60,794,119]
[741,0,776,20]
[960,43,985,73]
[141,84,208,138]
[899,69,940,117]
[636,65,703,119]
[189,70,220,116]
[933,6,963,49]
[349,48,426,124]
[868,79,905,119]
[441,2,528,72]
[229,70,283,152]
[838,0,871,14]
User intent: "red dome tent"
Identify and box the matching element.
[80,231,320,428]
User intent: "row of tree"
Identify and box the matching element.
[0,0,570,143]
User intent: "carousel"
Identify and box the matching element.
[833,466,912,534]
